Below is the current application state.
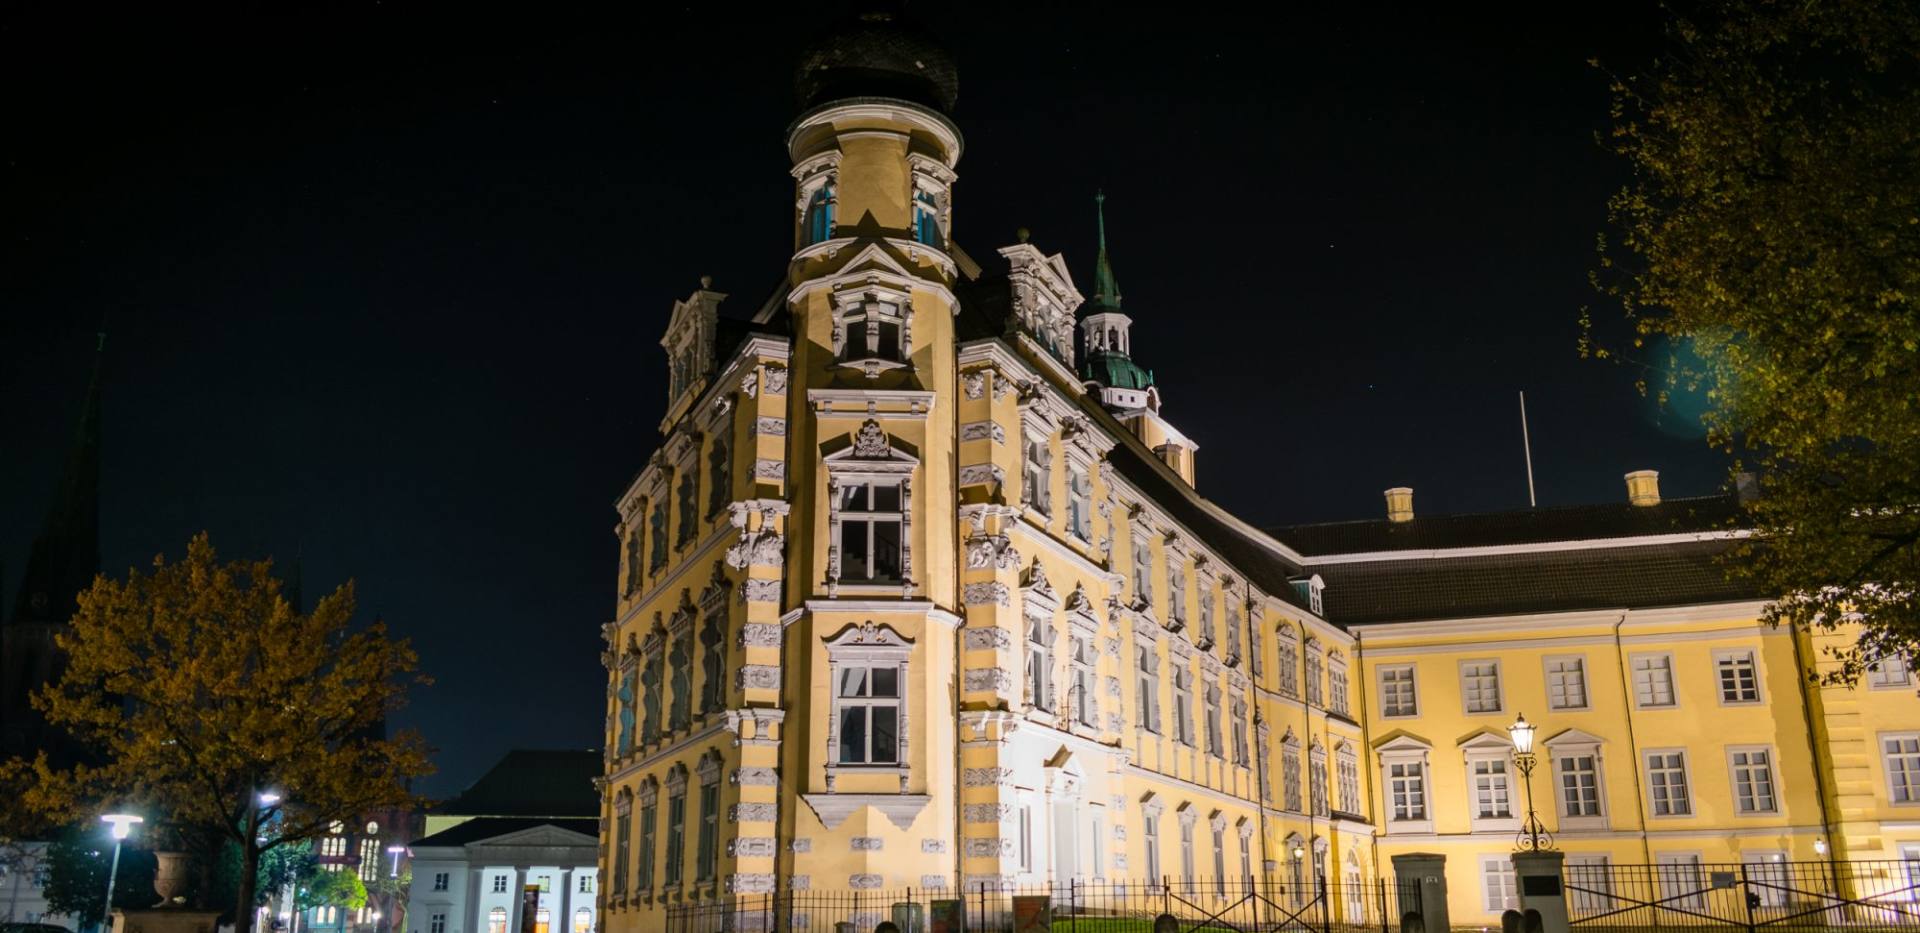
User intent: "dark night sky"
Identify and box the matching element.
[2,4,1720,797]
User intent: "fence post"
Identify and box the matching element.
[1379,877,1390,933]
[1319,874,1332,933]
[1510,850,1568,933]
[1390,852,1451,933]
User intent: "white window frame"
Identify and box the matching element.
[1023,433,1053,517]
[1742,850,1790,907]
[1726,745,1780,815]
[1166,549,1188,630]
[1645,748,1694,818]
[1335,743,1361,816]
[1277,631,1300,699]
[1655,853,1707,910]
[1566,855,1613,912]
[1136,643,1162,734]
[1546,730,1609,831]
[1882,731,1920,806]
[1461,733,1519,833]
[1378,663,1418,718]
[1631,652,1679,709]
[1172,664,1196,747]
[1327,653,1350,716]
[1714,648,1764,706]
[1143,800,1164,881]
[1305,641,1325,708]
[1459,658,1504,715]
[1282,735,1304,813]
[1204,682,1224,759]
[1544,654,1590,711]
[1481,856,1519,914]
[1869,655,1913,689]
[1067,465,1092,542]
[1377,736,1434,834]
[823,426,917,597]
[824,623,913,772]
[1131,529,1155,606]
[1026,613,1056,713]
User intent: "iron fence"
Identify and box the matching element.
[663,876,1420,933]
[1563,859,1920,932]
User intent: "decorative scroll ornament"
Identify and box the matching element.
[852,419,891,458]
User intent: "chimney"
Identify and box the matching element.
[1384,487,1414,523]
[1625,470,1661,507]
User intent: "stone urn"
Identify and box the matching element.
[152,851,191,906]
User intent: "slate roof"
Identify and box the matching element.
[1271,494,1746,557]
[433,749,601,818]
[409,817,598,850]
[1309,539,1763,626]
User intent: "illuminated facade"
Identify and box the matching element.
[595,11,1920,931]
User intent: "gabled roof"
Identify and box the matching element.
[433,749,602,818]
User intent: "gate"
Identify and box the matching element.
[1563,859,1920,932]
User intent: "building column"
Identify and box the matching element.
[505,868,528,933]
[467,868,487,933]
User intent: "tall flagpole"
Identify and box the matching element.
[1519,391,1537,508]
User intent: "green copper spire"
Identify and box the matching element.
[1092,189,1122,311]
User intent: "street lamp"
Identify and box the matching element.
[1507,713,1552,852]
[385,846,405,878]
[99,814,143,933]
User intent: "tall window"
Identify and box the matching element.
[1143,810,1162,882]
[1224,602,1242,662]
[1336,746,1360,814]
[675,471,697,547]
[1196,584,1215,649]
[488,910,506,933]
[616,667,637,755]
[695,775,719,881]
[1327,658,1349,715]
[1871,656,1913,688]
[1023,436,1052,515]
[1277,636,1299,698]
[1211,825,1226,888]
[433,873,449,892]
[837,480,903,583]
[1473,759,1513,819]
[1389,762,1427,821]
[1646,751,1692,816]
[1380,665,1417,717]
[804,183,835,244]
[1132,532,1154,604]
[912,189,941,247]
[1172,666,1195,746]
[358,837,380,881]
[1547,656,1589,710]
[668,632,692,732]
[1304,648,1323,707]
[636,799,657,891]
[1231,699,1250,767]
[491,874,506,893]
[1310,749,1330,817]
[1656,854,1707,910]
[1883,734,1920,803]
[1482,858,1519,913]
[612,801,631,895]
[649,504,668,571]
[1730,747,1778,813]
[1166,558,1187,629]
[1461,660,1502,713]
[1179,818,1196,889]
[1633,654,1677,707]
[1072,635,1098,727]
[706,434,730,518]
[1067,467,1092,541]
[1567,856,1613,912]
[663,787,686,886]
[1204,684,1224,758]
[1017,806,1033,870]
[1559,755,1602,817]
[1137,646,1161,732]
[835,661,902,764]
[573,909,592,933]
[1027,615,1054,712]
[1283,747,1304,812]
[1716,650,1761,703]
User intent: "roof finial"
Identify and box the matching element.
[1092,190,1121,311]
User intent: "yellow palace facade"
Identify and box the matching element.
[594,12,1920,931]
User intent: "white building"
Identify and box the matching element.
[404,819,597,933]
[1,840,72,930]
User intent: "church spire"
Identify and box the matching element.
[1092,189,1122,312]
[11,330,104,626]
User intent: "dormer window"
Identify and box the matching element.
[805,183,836,246]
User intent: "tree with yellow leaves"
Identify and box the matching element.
[16,533,431,933]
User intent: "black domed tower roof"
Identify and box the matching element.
[794,6,958,114]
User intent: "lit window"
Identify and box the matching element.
[1027,614,1055,712]
[1546,656,1589,710]
[573,909,592,933]
[1730,747,1778,813]
[1716,650,1761,703]
[804,183,835,245]
[1461,660,1502,713]
[835,480,904,584]
[358,837,380,881]
[365,821,379,835]
[488,909,506,933]
[1379,665,1417,717]
[1884,733,1920,803]
[1646,751,1693,816]
[835,662,902,764]
[1633,654,1677,707]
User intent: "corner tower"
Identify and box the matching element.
[1077,194,1198,484]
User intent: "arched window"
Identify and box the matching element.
[535,909,550,933]
[573,910,592,933]
[913,190,941,247]
[488,909,507,933]
[805,184,835,245]
[1107,327,1119,351]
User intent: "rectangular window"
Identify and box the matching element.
[1205,685,1224,758]
[579,874,593,893]
[1144,813,1161,881]
[1283,750,1303,812]
[1068,467,1092,541]
[1232,701,1250,767]
[1336,749,1360,815]
[1729,747,1779,814]
[1328,662,1350,715]
[1633,654,1677,707]
[1132,532,1154,604]
[1716,649,1761,703]
[695,780,719,881]
[1482,858,1519,913]
[636,803,656,891]
[1656,854,1707,909]
[1311,752,1330,817]
[835,661,902,764]
[431,915,446,933]
[837,481,904,583]
[1389,762,1426,821]
[1166,560,1187,629]
[1379,665,1417,717]
[1559,755,1602,817]
[1870,655,1913,689]
[1278,638,1299,698]
[1212,827,1226,885]
[613,808,630,895]
[1023,436,1052,516]
[663,792,686,886]
[1137,646,1161,733]
[1646,751,1693,816]
[1180,821,1196,885]
[1072,636,1098,727]
[1173,668,1195,746]
[1474,759,1513,819]
[1461,660,1502,713]
[1305,650,1324,707]
[433,873,449,892]
[1546,656,1589,710]
[1566,855,1612,912]
[1885,733,1920,804]
[1027,617,1054,712]
[493,876,508,894]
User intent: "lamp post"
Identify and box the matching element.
[1508,714,1553,852]
[98,814,143,933]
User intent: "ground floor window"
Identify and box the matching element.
[1481,857,1518,913]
